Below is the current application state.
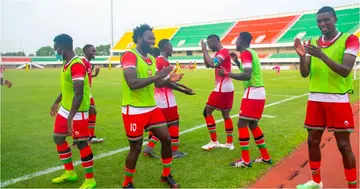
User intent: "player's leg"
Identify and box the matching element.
[143,131,153,142]
[121,113,146,188]
[123,140,143,188]
[52,114,77,184]
[244,98,271,164]
[334,132,357,188]
[148,108,179,188]
[73,114,96,189]
[230,118,252,168]
[143,132,160,158]
[202,105,219,150]
[297,101,326,189]
[165,106,186,158]
[219,109,235,150]
[89,96,104,143]
[328,102,357,188]
[230,96,261,168]
[248,121,272,164]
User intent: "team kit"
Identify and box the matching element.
[44,6,358,189]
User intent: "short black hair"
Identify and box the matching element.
[317,6,336,17]
[83,44,94,53]
[132,24,153,44]
[207,34,220,41]
[158,39,170,51]
[53,34,73,50]
[239,32,252,45]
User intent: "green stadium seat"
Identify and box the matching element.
[277,8,359,43]
[170,22,235,48]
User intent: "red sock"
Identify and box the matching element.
[251,125,270,160]
[88,114,96,137]
[123,166,135,186]
[205,115,217,142]
[80,145,94,179]
[147,135,159,148]
[309,161,321,184]
[161,157,172,177]
[238,127,250,163]
[169,124,179,151]
[224,118,233,144]
[345,168,357,188]
[56,141,74,171]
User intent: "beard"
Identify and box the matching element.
[141,42,152,54]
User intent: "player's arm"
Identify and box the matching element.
[203,52,223,68]
[317,53,355,77]
[200,40,224,68]
[68,63,86,122]
[166,82,194,95]
[122,52,176,90]
[230,52,242,70]
[54,93,62,104]
[50,93,62,117]
[222,50,252,80]
[225,68,252,81]
[175,82,191,90]
[154,71,184,88]
[92,67,100,77]
[306,35,359,78]
[0,77,12,88]
[294,38,311,78]
[125,68,166,89]
[299,56,311,78]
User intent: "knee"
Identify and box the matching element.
[89,107,97,115]
[221,111,230,119]
[130,143,142,155]
[248,121,258,130]
[158,133,171,144]
[337,140,352,154]
[237,119,248,128]
[53,135,66,145]
[76,140,89,150]
[203,107,209,117]
[307,136,321,147]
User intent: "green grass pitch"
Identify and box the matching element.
[1,68,359,188]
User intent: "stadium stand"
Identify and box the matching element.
[221,15,299,45]
[276,7,359,43]
[2,5,358,70]
[170,22,235,48]
[268,53,298,59]
[112,27,179,51]
[109,5,359,67]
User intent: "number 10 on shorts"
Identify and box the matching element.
[130,123,137,132]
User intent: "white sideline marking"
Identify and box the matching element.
[271,76,297,80]
[262,114,276,118]
[0,93,308,187]
[94,81,294,97]
[194,89,293,97]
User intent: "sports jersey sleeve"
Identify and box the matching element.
[71,63,86,81]
[121,52,137,69]
[156,57,167,71]
[344,35,359,56]
[240,50,253,69]
[215,48,230,63]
